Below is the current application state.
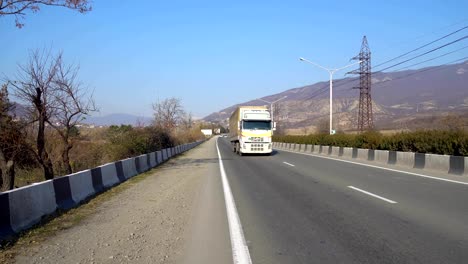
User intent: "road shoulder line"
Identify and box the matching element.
[348,186,397,204]
[277,149,468,186]
[216,139,252,264]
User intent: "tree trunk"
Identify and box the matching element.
[36,91,54,180]
[0,149,15,191]
[62,143,73,175]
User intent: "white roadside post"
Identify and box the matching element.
[299,57,362,135]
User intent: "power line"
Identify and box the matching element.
[374,56,468,87]
[394,45,468,71]
[305,56,467,100]
[374,25,467,69]
[301,24,468,101]
[374,19,468,56]
[377,35,467,72]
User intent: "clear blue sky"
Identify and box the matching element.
[1,0,467,118]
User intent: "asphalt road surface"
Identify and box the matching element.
[9,137,468,264]
[217,137,468,264]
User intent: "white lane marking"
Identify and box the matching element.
[277,149,468,186]
[283,161,295,167]
[348,186,397,204]
[216,139,252,264]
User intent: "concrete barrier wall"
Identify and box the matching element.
[357,148,369,160]
[100,163,119,188]
[149,152,157,168]
[156,151,162,165]
[121,158,137,179]
[374,150,389,164]
[396,151,415,168]
[273,141,467,176]
[68,170,94,204]
[8,181,57,233]
[137,155,149,173]
[343,147,353,157]
[53,175,74,210]
[314,145,320,153]
[424,154,450,173]
[465,157,468,176]
[331,147,340,156]
[0,140,205,241]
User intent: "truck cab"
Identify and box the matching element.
[229,106,274,155]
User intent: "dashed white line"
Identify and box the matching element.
[283,162,295,167]
[277,148,468,186]
[348,186,397,204]
[216,139,252,264]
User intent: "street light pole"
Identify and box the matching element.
[299,57,362,135]
[256,95,288,124]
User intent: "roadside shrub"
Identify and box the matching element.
[273,130,468,156]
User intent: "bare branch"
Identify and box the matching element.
[7,48,59,180]
[0,0,91,28]
[47,54,97,174]
[152,98,185,130]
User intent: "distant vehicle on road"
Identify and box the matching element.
[201,129,213,137]
[229,106,274,155]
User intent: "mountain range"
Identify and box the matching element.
[203,61,468,132]
[82,114,153,126]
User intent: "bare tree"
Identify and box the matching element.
[0,84,28,191]
[0,0,91,28]
[8,49,59,180]
[316,118,329,134]
[152,98,185,130]
[0,84,15,190]
[272,101,285,135]
[180,112,193,129]
[48,57,97,174]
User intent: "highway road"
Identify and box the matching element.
[7,137,468,264]
[216,137,468,264]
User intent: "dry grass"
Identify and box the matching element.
[0,167,162,263]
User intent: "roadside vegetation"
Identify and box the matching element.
[1,90,205,190]
[0,49,204,191]
[274,130,468,156]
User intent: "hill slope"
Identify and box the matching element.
[203,61,468,132]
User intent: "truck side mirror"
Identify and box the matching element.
[273,122,277,131]
[238,121,241,129]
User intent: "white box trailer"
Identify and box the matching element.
[201,129,212,137]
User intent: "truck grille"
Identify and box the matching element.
[251,143,265,151]
[251,137,264,142]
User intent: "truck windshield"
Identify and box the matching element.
[243,120,271,130]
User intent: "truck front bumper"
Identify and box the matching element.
[240,142,272,154]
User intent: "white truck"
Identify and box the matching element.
[229,106,274,155]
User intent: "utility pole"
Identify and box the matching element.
[300,57,362,135]
[256,96,288,124]
[349,36,374,132]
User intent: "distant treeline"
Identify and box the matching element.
[273,130,468,156]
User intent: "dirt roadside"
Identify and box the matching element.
[1,139,217,264]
